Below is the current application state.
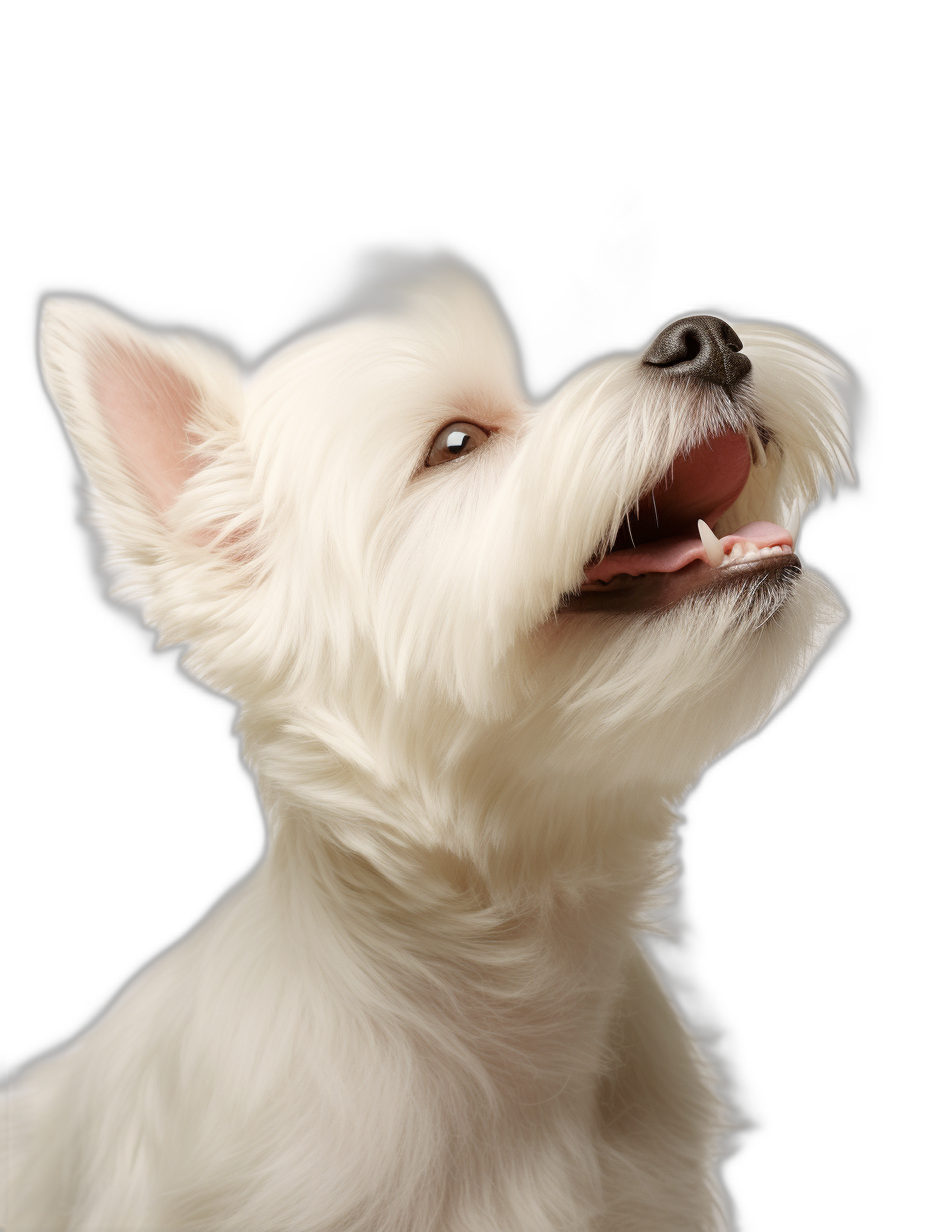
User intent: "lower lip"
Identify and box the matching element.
[560,553,801,614]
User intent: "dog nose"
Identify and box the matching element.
[642,315,751,386]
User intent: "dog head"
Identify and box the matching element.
[40,262,849,867]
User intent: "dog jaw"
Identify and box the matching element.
[565,425,798,612]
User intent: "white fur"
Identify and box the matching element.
[4,262,849,1231]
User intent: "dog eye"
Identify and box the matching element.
[425,422,490,467]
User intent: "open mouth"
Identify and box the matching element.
[562,429,798,613]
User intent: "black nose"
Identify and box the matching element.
[642,315,751,386]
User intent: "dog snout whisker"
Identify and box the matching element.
[643,315,752,387]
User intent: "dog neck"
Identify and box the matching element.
[254,797,675,1098]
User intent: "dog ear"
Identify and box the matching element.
[40,296,244,523]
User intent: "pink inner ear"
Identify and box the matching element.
[92,340,203,513]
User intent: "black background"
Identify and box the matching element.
[7,101,892,1227]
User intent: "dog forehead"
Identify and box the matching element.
[243,303,523,487]
[258,262,518,390]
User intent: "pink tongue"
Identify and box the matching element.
[583,521,793,582]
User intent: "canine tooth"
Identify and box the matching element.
[697,519,725,567]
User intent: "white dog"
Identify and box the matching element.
[4,262,849,1231]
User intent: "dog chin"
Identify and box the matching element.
[560,552,802,615]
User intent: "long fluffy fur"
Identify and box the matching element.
[4,261,849,1231]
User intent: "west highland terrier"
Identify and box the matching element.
[4,262,849,1230]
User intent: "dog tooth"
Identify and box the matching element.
[697,519,725,567]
